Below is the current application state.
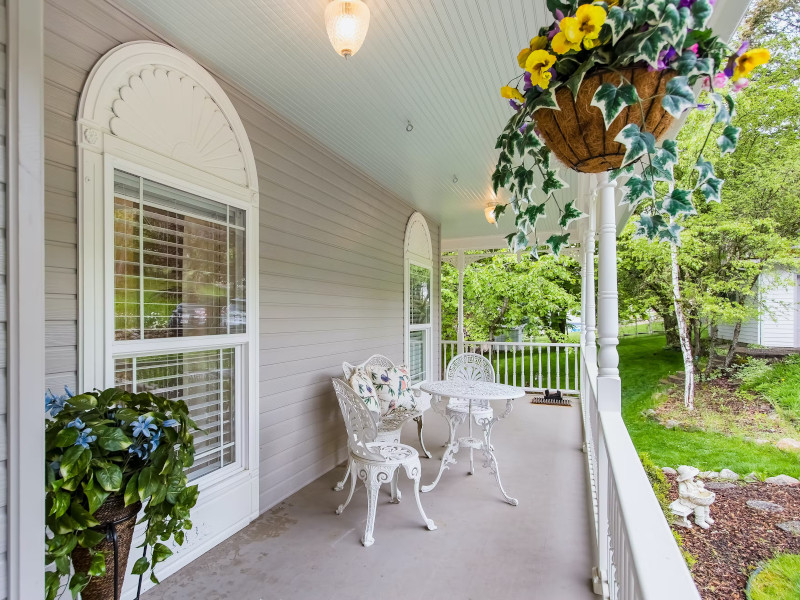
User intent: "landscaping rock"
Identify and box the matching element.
[765,474,800,486]
[746,500,784,512]
[775,438,800,452]
[776,521,800,536]
[754,438,770,445]
[644,408,656,417]
[718,469,739,481]
[699,471,720,479]
[665,419,680,429]
[744,472,760,483]
[662,467,677,475]
[705,482,736,490]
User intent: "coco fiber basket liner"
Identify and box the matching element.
[534,65,677,173]
[72,494,142,600]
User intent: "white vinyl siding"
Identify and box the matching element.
[717,269,799,348]
[43,0,440,517]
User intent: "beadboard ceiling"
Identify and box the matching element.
[112,0,748,245]
[111,0,582,243]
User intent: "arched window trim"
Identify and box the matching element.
[404,212,433,383]
[77,41,259,589]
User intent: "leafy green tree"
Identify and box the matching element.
[441,252,580,342]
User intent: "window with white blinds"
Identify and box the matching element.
[408,264,431,384]
[113,170,247,341]
[111,169,248,481]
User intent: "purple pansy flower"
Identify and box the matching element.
[509,100,522,111]
[523,71,533,91]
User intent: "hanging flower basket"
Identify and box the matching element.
[71,495,142,600]
[490,0,771,255]
[534,65,677,173]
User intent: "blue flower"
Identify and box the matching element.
[63,386,75,398]
[149,430,162,452]
[132,415,157,438]
[45,390,68,417]
[74,429,97,449]
[128,442,149,460]
[162,419,179,428]
[67,417,85,430]
[49,460,61,472]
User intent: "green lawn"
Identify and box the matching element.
[619,335,800,478]
[747,554,800,600]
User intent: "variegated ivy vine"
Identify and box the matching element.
[492,0,770,255]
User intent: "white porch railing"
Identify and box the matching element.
[581,349,701,600]
[440,340,580,394]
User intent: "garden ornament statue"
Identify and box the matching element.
[671,465,715,529]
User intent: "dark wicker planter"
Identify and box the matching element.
[533,65,677,173]
[72,494,142,600]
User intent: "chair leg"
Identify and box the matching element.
[361,467,385,547]
[406,461,436,532]
[389,469,401,504]
[336,460,357,515]
[415,415,432,459]
[333,461,351,492]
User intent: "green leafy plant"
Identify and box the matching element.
[45,387,199,600]
[639,451,671,521]
[492,0,771,254]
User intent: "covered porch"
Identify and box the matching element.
[143,393,595,600]
[5,0,753,599]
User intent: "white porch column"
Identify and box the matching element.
[596,172,620,384]
[584,193,597,368]
[457,249,465,354]
[8,0,46,597]
[592,172,622,598]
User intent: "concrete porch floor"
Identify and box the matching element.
[145,396,597,600]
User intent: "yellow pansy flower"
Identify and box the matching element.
[517,36,550,68]
[525,49,557,89]
[552,31,580,54]
[733,48,770,80]
[530,35,548,51]
[501,85,525,104]
[583,36,603,50]
[560,4,607,44]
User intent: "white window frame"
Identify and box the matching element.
[104,157,252,485]
[404,212,434,383]
[77,41,260,592]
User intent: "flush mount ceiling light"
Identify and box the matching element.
[485,203,497,224]
[325,0,371,58]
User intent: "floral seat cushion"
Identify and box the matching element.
[366,364,417,415]
[349,369,381,415]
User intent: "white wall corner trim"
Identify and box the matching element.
[77,41,260,596]
[7,0,46,597]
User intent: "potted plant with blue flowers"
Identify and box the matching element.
[45,386,199,600]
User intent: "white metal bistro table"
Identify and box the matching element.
[419,379,525,505]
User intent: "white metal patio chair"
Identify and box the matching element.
[333,354,431,493]
[444,352,495,475]
[331,378,436,547]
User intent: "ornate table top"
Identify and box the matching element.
[419,379,526,401]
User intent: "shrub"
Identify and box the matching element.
[736,357,773,388]
[672,530,697,570]
[639,452,671,522]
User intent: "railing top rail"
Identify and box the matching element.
[600,411,702,600]
[442,340,580,348]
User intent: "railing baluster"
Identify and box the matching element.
[546,346,551,390]
[504,346,508,384]
[565,347,569,393]
[556,346,561,390]
[538,346,542,388]
[513,344,517,387]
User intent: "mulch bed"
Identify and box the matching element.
[666,476,800,600]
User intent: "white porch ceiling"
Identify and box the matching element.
[111,0,582,243]
[112,0,749,245]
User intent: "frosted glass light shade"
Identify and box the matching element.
[485,205,496,224]
[325,0,370,58]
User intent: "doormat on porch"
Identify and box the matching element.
[530,390,573,406]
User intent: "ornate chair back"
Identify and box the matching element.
[445,352,495,383]
[342,354,395,381]
[332,378,384,462]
